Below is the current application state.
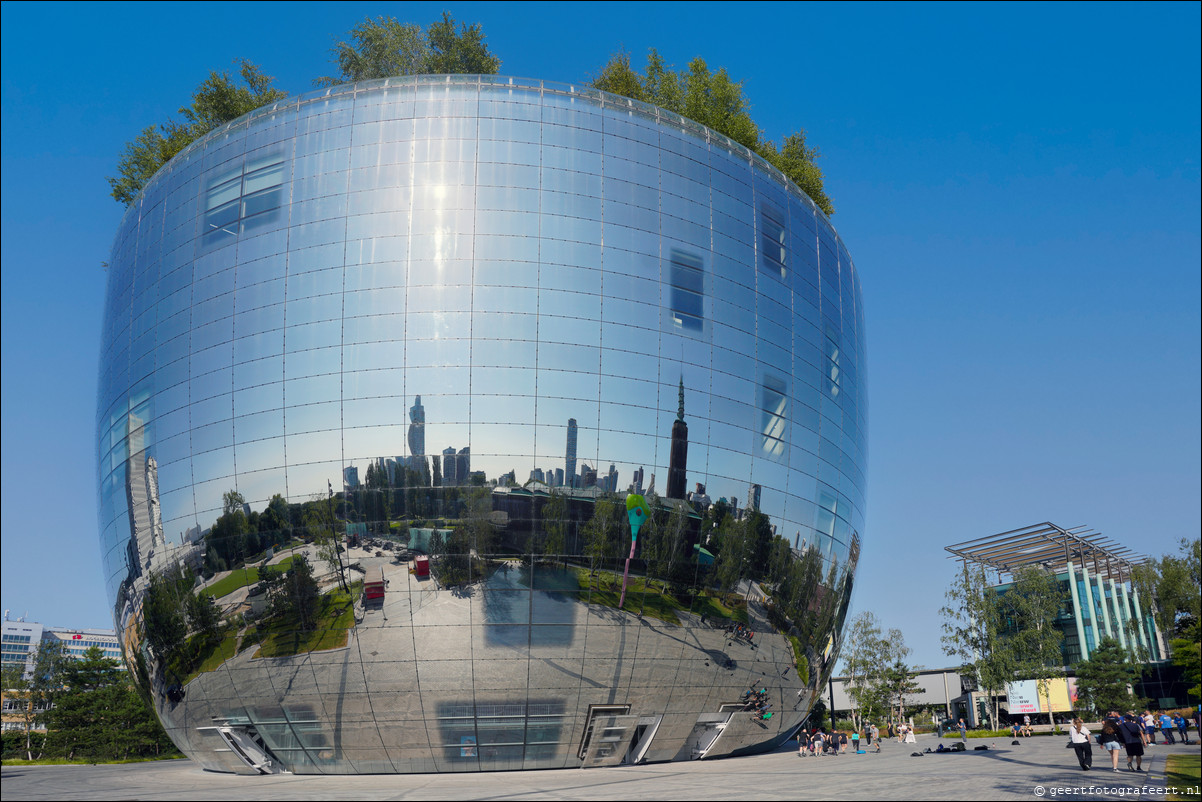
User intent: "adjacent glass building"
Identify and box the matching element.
[97,75,868,774]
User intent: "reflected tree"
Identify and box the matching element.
[0,640,67,760]
[583,496,624,575]
[540,491,567,561]
[263,554,320,632]
[304,491,348,593]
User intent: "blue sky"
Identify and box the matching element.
[2,1,1198,668]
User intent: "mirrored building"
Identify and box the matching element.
[97,75,867,774]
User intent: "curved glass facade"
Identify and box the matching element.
[97,75,867,774]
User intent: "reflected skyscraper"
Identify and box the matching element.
[408,396,426,459]
[565,418,577,489]
[747,483,762,512]
[667,378,689,500]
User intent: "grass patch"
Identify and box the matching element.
[253,582,359,658]
[569,568,681,625]
[562,568,750,628]
[175,625,241,684]
[1166,752,1201,801]
[942,728,1013,739]
[193,628,238,674]
[692,593,749,624]
[203,567,260,599]
[571,569,685,624]
[202,556,297,600]
[1,754,184,766]
[788,635,809,685]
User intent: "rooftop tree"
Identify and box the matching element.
[108,60,287,205]
[591,50,834,215]
[315,12,501,86]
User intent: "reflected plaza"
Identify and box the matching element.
[97,75,867,773]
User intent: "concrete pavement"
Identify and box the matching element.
[2,733,1195,801]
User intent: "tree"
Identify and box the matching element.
[1002,566,1067,726]
[583,497,624,574]
[109,60,286,205]
[881,659,925,723]
[142,570,188,668]
[425,12,503,75]
[1132,537,1200,701]
[1171,627,1201,703]
[540,490,567,560]
[941,561,1015,729]
[841,613,922,726]
[1074,637,1141,717]
[259,493,293,546]
[39,647,177,762]
[941,563,1066,729]
[842,612,889,726]
[264,554,320,631]
[305,491,348,593]
[1133,537,1201,639]
[0,640,66,760]
[591,49,833,215]
[316,12,500,87]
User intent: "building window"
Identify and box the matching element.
[759,373,788,460]
[760,204,786,281]
[203,153,285,241]
[667,248,705,333]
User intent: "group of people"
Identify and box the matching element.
[1140,709,1194,745]
[1010,714,1034,738]
[725,623,755,645]
[798,723,882,757]
[741,688,772,720]
[1069,709,1198,773]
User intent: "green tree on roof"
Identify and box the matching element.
[591,49,834,215]
[108,59,287,206]
[315,12,501,86]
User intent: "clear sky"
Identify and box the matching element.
[2,1,1198,669]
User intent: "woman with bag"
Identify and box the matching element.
[1070,718,1093,771]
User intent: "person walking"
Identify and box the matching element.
[1099,720,1123,772]
[1159,711,1176,744]
[1070,718,1093,771]
[958,717,968,745]
[870,722,880,753]
[1119,712,1146,772]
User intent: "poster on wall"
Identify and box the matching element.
[1043,678,1073,713]
[1006,678,1079,714]
[1006,680,1042,714]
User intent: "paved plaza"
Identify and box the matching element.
[2,733,1196,801]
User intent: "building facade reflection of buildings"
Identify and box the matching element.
[565,418,578,490]
[667,378,689,500]
[96,76,868,775]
